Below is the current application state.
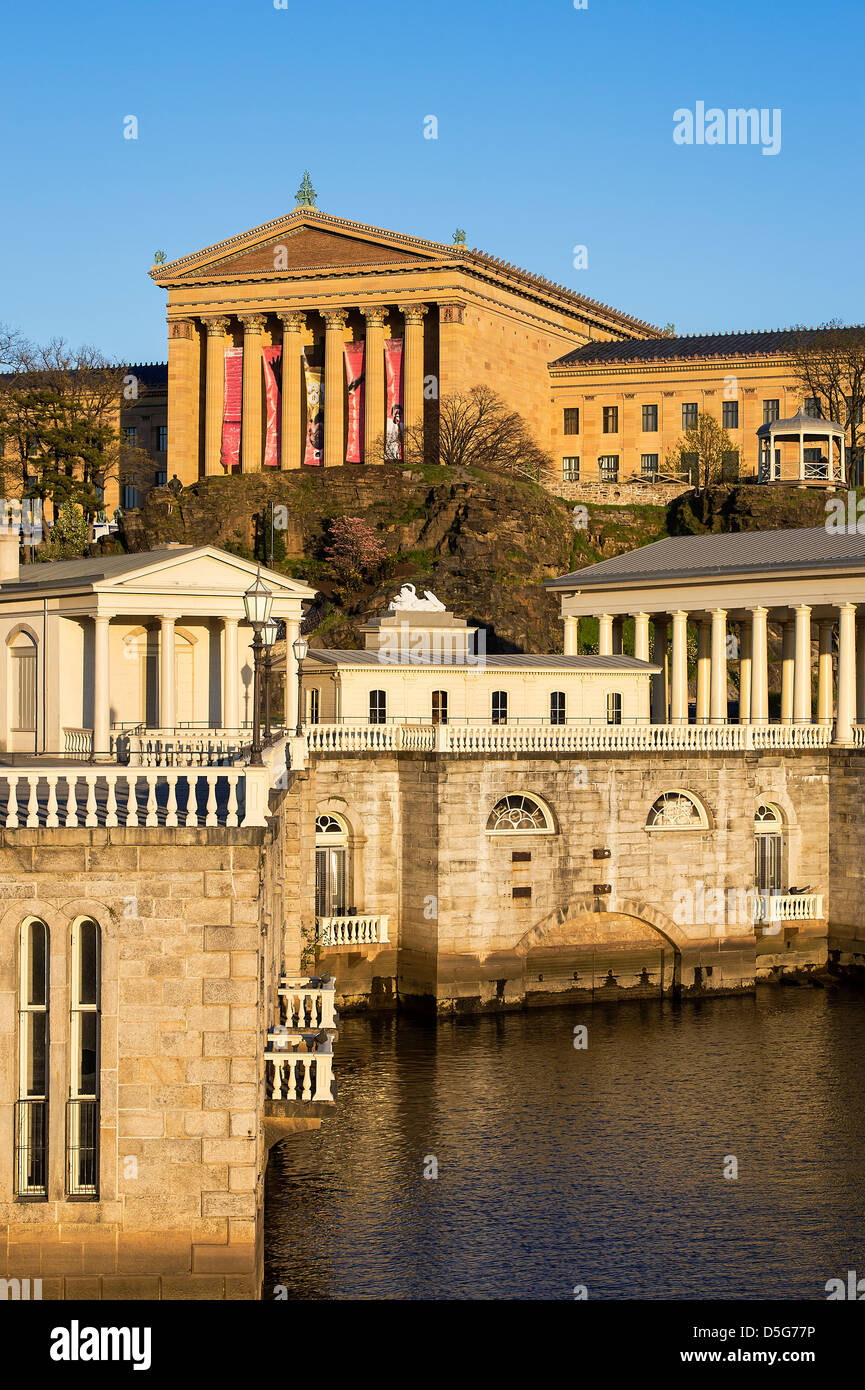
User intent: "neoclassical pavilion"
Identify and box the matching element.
[757,408,846,484]
[547,526,865,744]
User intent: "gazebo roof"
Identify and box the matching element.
[757,408,844,437]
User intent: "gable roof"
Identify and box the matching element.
[1,545,316,598]
[305,648,658,672]
[547,526,865,591]
[550,324,865,370]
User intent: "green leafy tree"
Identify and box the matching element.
[665,412,739,490]
[45,500,90,558]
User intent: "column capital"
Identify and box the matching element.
[277,310,306,331]
[360,305,388,326]
[793,602,812,613]
[322,308,349,329]
[838,601,858,615]
[710,607,728,618]
[167,318,195,340]
[750,605,769,616]
[672,608,689,620]
[202,315,230,336]
[399,303,429,323]
[238,313,267,333]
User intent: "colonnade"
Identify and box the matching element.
[197,303,429,474]
[564,605,865,745]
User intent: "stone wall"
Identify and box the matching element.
[548,478,691,507]
[827,754,865,972]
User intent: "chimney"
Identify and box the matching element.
[0,528,20,583]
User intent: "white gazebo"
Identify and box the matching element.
[757,409,845,485]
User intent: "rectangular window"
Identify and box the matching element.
[550,691,566,724]
[157,425,168,452]
[563,407,580,435]
[155,468,167,487]
[124,426,137,445]
[804,396,821,418]
[512,886,532,901]
[492,690,508,724]
[641,404,658,432]
[369,689,387,724]
[16,919,48,1197]
[606,691,623,725]
[432,690,448,725]
[305,688,320,724]
[598,455,619,482]
[512,851,532,863]
[722,401,739,429]
[763,399,780,424]
[121,485,140,509]
[562,456,580,480]
[13,648,36,732]
[602,406,619,433]
[641,454,658,478]
[682,402,698,430]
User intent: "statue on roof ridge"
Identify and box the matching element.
[296,171,317,207]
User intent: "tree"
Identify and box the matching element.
[789,322,865,484]
[665,411,739,490]
[324,516,387,586]
[44,500,90,559]
[390,384,552,480]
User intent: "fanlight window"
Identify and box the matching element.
[316,814,347,842]
[755,803,783,827]
[646,790,708,829]
[486,794,553,834]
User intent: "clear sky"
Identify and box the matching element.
[3,0,863,362]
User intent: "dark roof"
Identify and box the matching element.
[547,526,865,590]
[305,648,658,672]
[550,325,865,370]
[126,362,168,387]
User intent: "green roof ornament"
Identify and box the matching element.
[296,171,317,208]
[452,228,466,245]
[153,250,167,264]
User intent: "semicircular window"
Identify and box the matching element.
[646,790,708,829]
[486,794,553,833]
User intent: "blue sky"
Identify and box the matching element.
[3,0,863,361]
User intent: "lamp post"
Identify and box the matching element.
[243,567,273,766]
[293,635,309,738]
[261,616,280,742]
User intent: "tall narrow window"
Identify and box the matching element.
[550,692,566,725]
[606,691,623,725]
[11,634,37,734]
[432,690,448,725]
[763,399,780,425]
[722,401,739,429]
[369,689,387,724]
[16,919,49,1197]
[315,814,349,918]
[641,404,658,431]
[682,402,698,430]
[602,406,619,433]
[563,407,580,435]
[305,687,320,723]
[492,691,508,724]
[598,455,619,482]
[68,918,100,1199]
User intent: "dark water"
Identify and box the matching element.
[264,988,865,1300]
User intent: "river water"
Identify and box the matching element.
[264,987,865,1300]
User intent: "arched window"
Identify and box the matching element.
[646,790,709,830]
[9,631,37,735]
[486,794,554,833]
[16,918,49,1196]
[550,692,566,725]
[68,917,100,1198]
[492,691,508,725]
[315,814,350,917]
[369,690,387,724]
[755,802,786,893]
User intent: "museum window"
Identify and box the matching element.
[124,426,137,445]
[512,886,532,901]
[369,689,387,724]
[562,457,580,481]
[15,918,49,1198]
[763,399,780,424]
[606,691,622,725]
[646,790,710,830]
[722,401,739,429]
[754,803,786,895]
[67,917,100,1199]
[157,425,168,452]
[154,467,168,487]
[10,632,37,734]
[486,794,554,834]
[305,687,320,724]
[550,691,566,724]
[599,455,619,482]
[642,404,658,432]
[492,691,508,724]
[563,408,580,435]
[432,690,448,725]
[315,814,350,918]
[641,454,658,478]
[122,483,140,509]
[803,396,821,418]
[602,406,619,433]
[682,402,698,430]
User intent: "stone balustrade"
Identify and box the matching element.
[63,727,94,759]
[318,914,390,947]
[0,766,272,828]
[754,892,824,923]
[278,974,338,1032]
[264,1032,335,1103]
[114,728,250,767]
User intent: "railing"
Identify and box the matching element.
[305,723,436,753]
[63,728,93,760]
[0,765,272,828]
[112,728,249,767]
[264,1032,335,1103]
[304,722,835,755]
[852,725,865,747]
[278,974,338,1031]
[754,892,824,923]
[14,1098,47,1197]
[317,914,390,947]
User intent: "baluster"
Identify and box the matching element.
[205,772,218,826]
[63,775,78,827]
[26,775,40,827]
[184,774,199,827]
[145,773,158,826]
[165,773,178,827]
[300,1056,313,1102]
[45,774,59,829]
[226,774,239,828]
[84,774,98,827]
[125,774,139,827]
[4,774,19,829]
[105,775,118,828]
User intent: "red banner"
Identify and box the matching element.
[220,348,243,471]
[262,346,282,467]
[344,340,365,463]
[303,355,323,466]
[384,337,404,460]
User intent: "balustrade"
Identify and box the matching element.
[0,766,270,828]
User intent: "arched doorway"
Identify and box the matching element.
[754,802,786,895]
[519,899,685,1000]
[315,813,350,918]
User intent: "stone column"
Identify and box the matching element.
[633,613,650,662]
[277,311,304,470]
[323,310,348,468]
[793,604,812,725]
[202,316,229,476]
[284,616,300,731]
[564,617,579,656]
[671,610,689,725]
[817,621,834,726]
[239,314,266,473]
[361,307,387,464]
[651,617,668,723]
[160,616,176,730]
[710,608,727,724]
[223,618,240,728]
[598,614,614,656]
[399,304,428,453]
[696,619,711,724]
[857,619,865,725]
[781,620,795,724]
[93,614,111,756]
[750,607,769,725]
[738,619,752,724]
[836,602,856,746]
[166,318,200,486]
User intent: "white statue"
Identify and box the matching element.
[387,582,446,613]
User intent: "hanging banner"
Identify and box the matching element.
[344,340,365,464]
[303,356,324,465]
[384,337,404,460]
[262,345,282,467]
[220,348,243,471]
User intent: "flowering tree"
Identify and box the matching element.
[324,516,387,585]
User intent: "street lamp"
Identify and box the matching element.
[261,616,280,741]
[243,567,273,766]
[292,635,309,737]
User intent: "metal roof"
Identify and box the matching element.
[1,548,194,591]
[305,648,659,672]
[550,324,865,369]
[756,408,844,437]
